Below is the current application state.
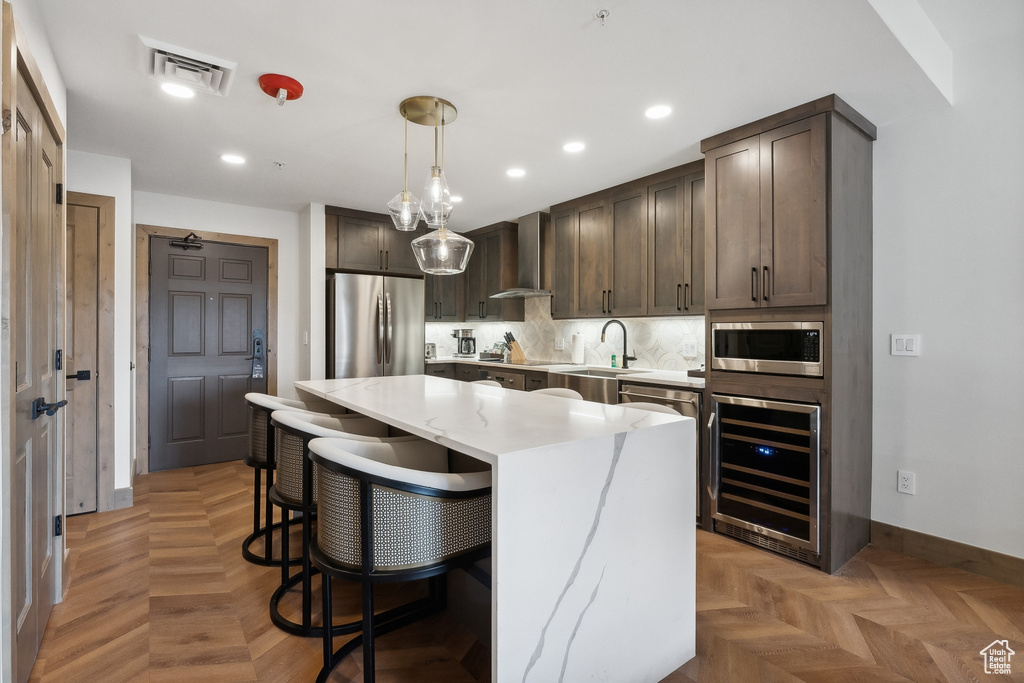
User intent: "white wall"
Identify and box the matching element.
[872,30,1024,558]
[66,151,134,489]
[8,0,66,126]
[133,192,307,399]
[301,204,327,381]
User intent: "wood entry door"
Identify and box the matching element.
[10,69,63,683]
[149,237,268,471]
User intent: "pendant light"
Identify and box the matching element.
[395,96,474,275]
[386,114,421,231]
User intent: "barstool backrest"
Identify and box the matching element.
[309,437,491,573]
[245,392,347,467]
[532,387,583,400]
[271,411,392,505]
[472,380,502,387]
[622,401,680,415]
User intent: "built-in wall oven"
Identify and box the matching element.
[711,321,823,377]
[709,394,821,564]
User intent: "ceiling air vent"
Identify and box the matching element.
[139,36,237,97]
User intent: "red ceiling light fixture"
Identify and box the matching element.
[258,73,303,106]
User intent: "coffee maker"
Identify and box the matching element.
[451,329,476,357]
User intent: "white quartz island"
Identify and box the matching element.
[296,376,696,683]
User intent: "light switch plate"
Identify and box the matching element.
[682,341,697,357]
[891,333,921,356]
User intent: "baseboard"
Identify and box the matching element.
[871,520,1024,590]
[113,486,134,510]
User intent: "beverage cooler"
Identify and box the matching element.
[709,395,821,564]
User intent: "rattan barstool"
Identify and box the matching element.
[307,437,492,683]
[267,410,393,636]
[242,393,347,567]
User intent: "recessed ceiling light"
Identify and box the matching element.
[451,195,464,203]
[507,168,526,178]
[645,105,672,119]
[220,154,246,164]
[563,141,585,153]
[161,82,195,99]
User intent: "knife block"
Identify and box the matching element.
[508,341,527,364]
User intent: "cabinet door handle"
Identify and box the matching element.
[708,411,719,502]
[601,290,607,313]
[608,288,613,312]
[438,301,443,318]
[379,250,384,270]
[384,250,389,271]
[751,267,758,302]
[676,284,682,311]
[762,266,769,302]
[683,283,690,311]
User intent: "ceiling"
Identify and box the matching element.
[31,0,1006,230]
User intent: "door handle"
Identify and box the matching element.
[751,267,758,302]
[762,266,769,302]
[384,292,393,365]
[608,288,613,312]
[377,294,385,364]
[66,370,92,381]
[249,329,265,379]
[32,397,68,420]
[676,284,682,311]
[708,411,719,502]
[601,290,607,313]
[384,250,389,271]
[379,250,383,270]
[684,283,690,311]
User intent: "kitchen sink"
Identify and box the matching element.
[548,367,649,403]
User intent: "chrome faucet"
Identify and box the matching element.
[601,319,637,369]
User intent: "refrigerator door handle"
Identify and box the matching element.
[384,292,393,365]
[377,293,385,364]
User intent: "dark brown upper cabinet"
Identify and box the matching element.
[424,272,463,321]
[648,170,706,315]
[463,222,524,322]
[704,114,828,309]
[549,160,704,319]
[325,206,423,277]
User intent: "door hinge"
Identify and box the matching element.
[54,515,63,537]
[55,349,62,370]
[56,183,63,205]
[148,347,151,362]
[148,259,152,275]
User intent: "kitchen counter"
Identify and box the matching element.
[428,356,706,391]
[295,376,696,682]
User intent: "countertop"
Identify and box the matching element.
[426,356,705,391]
[295,375,686,464]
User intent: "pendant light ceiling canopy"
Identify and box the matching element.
[390,95,474,275]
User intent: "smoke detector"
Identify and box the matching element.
[140,36,237,97]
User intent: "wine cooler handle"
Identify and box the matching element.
[707,411,719,502]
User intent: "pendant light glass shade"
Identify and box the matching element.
[419,166,453,228]
[411,226,474,275]
[388,190,421,231]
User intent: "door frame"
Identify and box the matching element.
[2,0,69,676]
[66,192,116,512]
[135,224,278,475]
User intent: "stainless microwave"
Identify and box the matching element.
[711,322,823,377]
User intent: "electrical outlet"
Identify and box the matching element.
[897,470,916,495]
[682,341,697,357]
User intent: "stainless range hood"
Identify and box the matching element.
[490,212,552,299]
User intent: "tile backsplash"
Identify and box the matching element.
[426,297,705,370]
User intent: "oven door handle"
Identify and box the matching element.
[707,411,719,503]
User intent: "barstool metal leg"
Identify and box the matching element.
[362,582,375,683]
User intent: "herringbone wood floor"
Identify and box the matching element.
[29,460,1024,682]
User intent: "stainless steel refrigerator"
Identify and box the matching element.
[327,272,425,378]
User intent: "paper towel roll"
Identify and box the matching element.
[571,333,585,365]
